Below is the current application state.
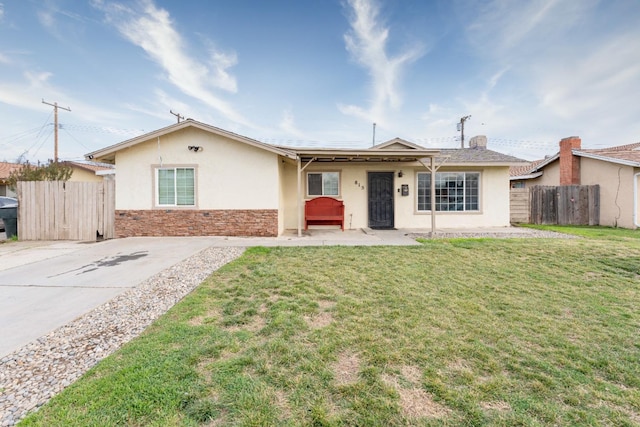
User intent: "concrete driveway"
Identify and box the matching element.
[0,237,225,358]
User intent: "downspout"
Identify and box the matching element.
[635,172,640,228]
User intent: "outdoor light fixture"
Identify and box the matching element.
[398,171,404,178]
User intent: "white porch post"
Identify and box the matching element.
[297,157,302,237]
[431,156,436,234]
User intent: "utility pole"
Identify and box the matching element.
[457,115,471,148]
[170,110,184,123]
[42,99,71,162]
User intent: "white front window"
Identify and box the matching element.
[156,167,195,206]
[307,172,339,196]
[417,172,480,211]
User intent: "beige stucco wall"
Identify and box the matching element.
[114,127,280,210]
[580,157,636,228]
[281,162,512,230]
[68,167,104,182]
[518,159,560,187]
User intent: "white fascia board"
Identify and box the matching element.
[510,171,543,180]
[573,150,640,167]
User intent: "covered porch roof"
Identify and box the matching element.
[290,147,441,163]
[288,147,443,237]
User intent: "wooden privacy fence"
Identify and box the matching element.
[510,188,530,223]
[530,185,600,225]
[17,180,115,241]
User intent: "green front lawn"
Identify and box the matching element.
[21,227,640,426]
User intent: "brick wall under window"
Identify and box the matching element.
[115,209,278,237]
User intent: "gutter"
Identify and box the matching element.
[510,171,543,180]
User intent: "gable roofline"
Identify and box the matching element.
[531,153,559,171]
[371,138,426,150]
[573,149,640,167]
[85,119,297,162]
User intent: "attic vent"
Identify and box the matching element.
[469,135,487,149]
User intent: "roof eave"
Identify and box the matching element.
[510,171,543,180]
[85,120,298,162]
[573,150,640,167]
[442,161,529,167]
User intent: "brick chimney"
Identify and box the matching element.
[559,136,581,185]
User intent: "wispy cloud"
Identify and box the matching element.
[537,30,640,121]
[36,0,88,41]
[93,0,249,126]
[466,0,595,59]
[123,88,191,121]
[279,109,308,139]
[464,0,640,146]
[338,0,424,125]
[0,71,125,123]
[0,3,5,22]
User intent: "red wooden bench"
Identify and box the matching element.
[305,197,345,231]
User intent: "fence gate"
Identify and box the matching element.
[510,188,530,223]
[17,180,115,241]
[530,185,599,225]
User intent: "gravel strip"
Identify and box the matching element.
[407,229,579,239]
[0,246,244,427]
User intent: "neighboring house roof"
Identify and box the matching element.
[574,143,640,167]
[509,140,640,180]
[510,158,552,179]
[0,162,22,184]
[85,119,298,163]
[64,161,115,173]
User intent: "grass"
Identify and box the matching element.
[20,227,640,426]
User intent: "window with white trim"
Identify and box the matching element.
[307,172,339,196]
[156,167,195,206]
[417,172,479,211]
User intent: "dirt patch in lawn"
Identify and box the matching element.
[188,308,222,326]
[332,352,361,385]
[382,367,451,419]
[305,312,333,329]
[481,401,511,411]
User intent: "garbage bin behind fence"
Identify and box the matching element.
[0,206,18,239]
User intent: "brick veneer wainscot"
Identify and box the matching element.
[115,209,278,237]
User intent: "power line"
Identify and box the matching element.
[61,126,90,151]
[30,127,55,161]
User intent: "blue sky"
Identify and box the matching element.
[1,0,639,163]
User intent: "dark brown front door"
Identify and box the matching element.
[368,172,394,229]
